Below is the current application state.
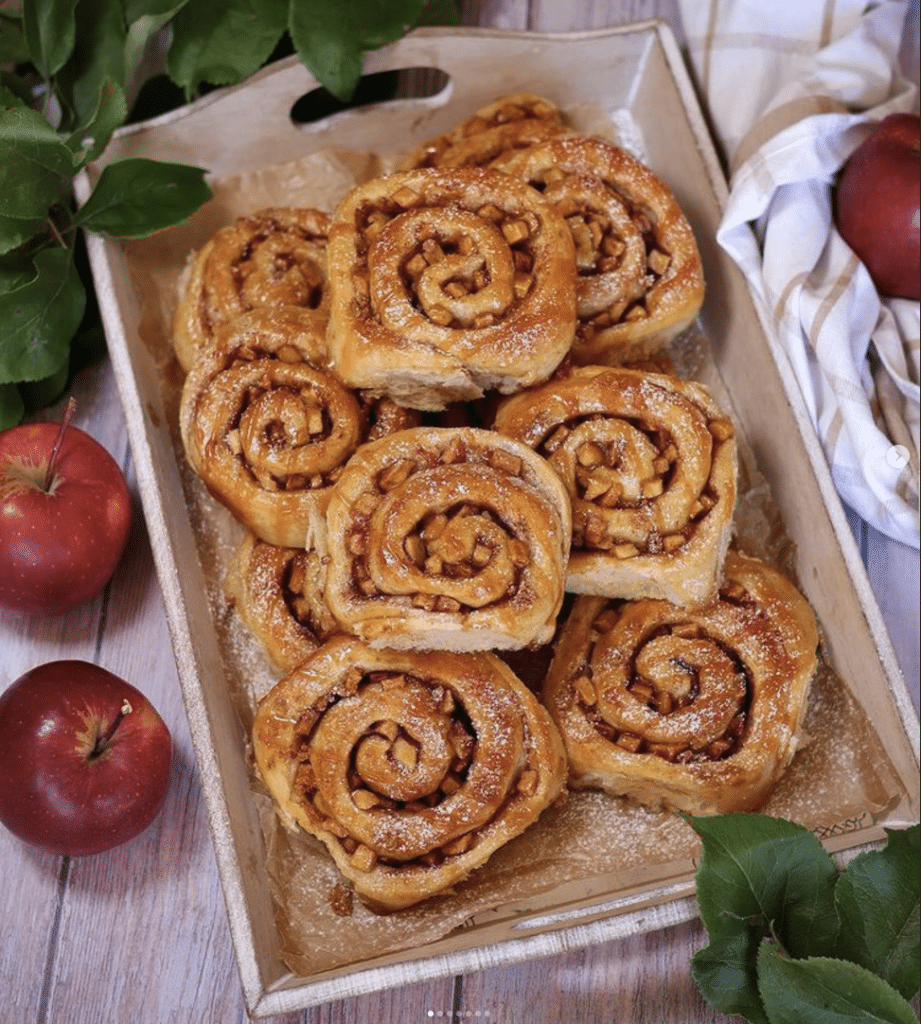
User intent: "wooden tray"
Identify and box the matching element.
[76,22,920,1017]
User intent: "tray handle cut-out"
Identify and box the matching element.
[289,67,451,126]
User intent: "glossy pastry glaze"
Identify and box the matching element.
[323,427,572,650]
[252,635,567,911]
[399,93,569,169]
[225,532,340,675]
[543,551,820,815]
[494,366,737,606]
[496,135,705,364]
[179,306,418,548]
[173,206,331,372]
[325,166,577,410]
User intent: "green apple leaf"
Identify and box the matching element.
[166,0,287,95]
[688,813,840,955]
[1,73,36,107]
[0,101,75,221]
[757,945,919,1024]
[0,12,30,67]
[124,0,192,22]
[686,813,841,1021]
[0,213,48,256]
[16,358,71,413]
[123,3,188,99]
[22,0,80,78]
[53,0,127,133]
[66,77,128,167]
[0,246,85,385]
[73,156,211,237]
[289,0,425,102]
[834,825,920,1000]
[0,253,37,292]
[691,926,770,1024]
[0,381,25,429]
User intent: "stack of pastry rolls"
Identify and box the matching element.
[174,94,819,912]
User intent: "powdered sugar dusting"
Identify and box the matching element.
[135,97,907,979]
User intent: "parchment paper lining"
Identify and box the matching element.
[125,107,902,977]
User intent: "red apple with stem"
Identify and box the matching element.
[0,397,132,615]
[834,112,920,301]
[0,660,172,856]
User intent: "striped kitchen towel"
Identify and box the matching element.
[678,0,919,547]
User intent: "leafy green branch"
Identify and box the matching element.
[0,0,455,429]
[688,813,920,1023]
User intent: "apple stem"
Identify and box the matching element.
[42,396,77,492]
[91,699,133,758]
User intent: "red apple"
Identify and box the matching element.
[0,398,132,615]
[834,112,920,301]
[0,660,172,856]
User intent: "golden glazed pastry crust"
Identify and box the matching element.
[398,93,569,170]
[322,426,572,651]
[252,635,568,911]
[179,306,418,548]
[225,533,340,675]
[172,206,331,372]
[543,551,820,815]
[496,136,705,364]
[493,366,737,607]
[325,166,578,410]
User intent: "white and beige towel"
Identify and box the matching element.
[678,0,919,548]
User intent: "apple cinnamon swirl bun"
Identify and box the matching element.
[252,635,567,911]
[179,306,418,548]
[225,533,340,675]
[493,366,737,607]
[543,551,819,816]
[325,166,577,410]
[323,427,571,651]
[496,136,705,364]
[399,93,569,170]
[173,205,330,372]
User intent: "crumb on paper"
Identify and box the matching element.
[329,884,354,918]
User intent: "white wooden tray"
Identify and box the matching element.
[76,22,920,1017]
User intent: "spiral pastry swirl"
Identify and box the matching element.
[173,206,330,372]
[325,166,577,410]
[399,93,569,170]
[494,366,737,607]
[253,635,567,911]
[179,306,418,548]
[323,427,571,651]
[496,136,705,365]
[225,533,340,675]
[543,551,819,815]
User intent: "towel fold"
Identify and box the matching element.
[678,0,919,547]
